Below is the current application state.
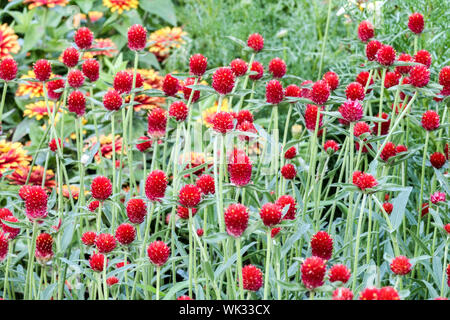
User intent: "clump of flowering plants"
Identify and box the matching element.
[0,1,448,302]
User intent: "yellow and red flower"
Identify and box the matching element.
[7,165,56,189]
[16,71,58,98]
[103,0,138,14]
[148,27,187,62]
[62,185,88,200]
[84,134,124,163]
[0,23,20,60]
[23,0,69,10]
[23,100,60,121]
[0,140,31,174]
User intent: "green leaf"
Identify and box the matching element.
[22,23,41,54]
[389,186,412,232]
[140,0,177,25]
[74,0,93,13]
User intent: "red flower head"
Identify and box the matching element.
[323,71,339,91]
[145,170,168,202]
[379,286,400,300]
[224,203,249,237]
[352,171,378,191]
[169,101,188,122]
[396,53,413,74]
[345,82,365,101]
[281,163,296,180]
[189,53,208,76]
[247,33,264,52]
[268,57,286,78]
[1,215,20,239]
[276,195,297,220]
[23,186,48,221]
[383,202,394,215]
[103,89,122,111]
[310,80,330,105]
[409,64,430,87]
[356,71,374,92]
[365,40,382,61]
[95,233,116,254]
[271,227,281,238]
[106,276,119,286]
[228,148,252,186]
[329,264,351,283]
[399,77,411,100]
[0,231,7,261]
[430,191,446,204]
[33,59,52,82]
[179,184,202,208]
[237,120,257,141]
[67,69,84,88]
[310,231,333,260]
[147,240,170,267]
[390,256,412,275]
[285,84,301,100]
[301,256,327,290]
[127,24,147,51]
[62,47,79,68]
[380,142,397,162]
[0,58,18,81]
[81,231,97,246]
[384,71,401,89]
[230,58,248,77]
[332,288,354,300]
[339,100,363,123]
[212,67,235,95]
[176,206,198,219]
[304,104,323,131]
[115,223,136,246]
[439,66,450,87]
[265,79,284,104]
[259,202,282,227]
[359,287,380,300]
[136,136,152,152]
[249,61,264,80]
[49,138,62,153]
[183,77,200,102]
[408,12,424,34]
[46,78,65,100]
[376,45,396,66]
[19,185,33,200]
[396,145,408,153]
[114,71,133,94]
[421,202,429,217]
[88,200,100,212]
[414,50,431,68]
[213,111,234,134]
[357,20,374,42]
[197,228,204,237]
[126,198,147,224]
[35,232,54,262]
[196,174,215,195]
[430,152,446,169]
[324,140,339,154]
[241,265,263,291]
[373,112,390,135]
[74,27,93,49]
[421,110,440,131]
[89,252,106,272]
[300,80,313,99]
[82,58,100,82]
[90,176,112,201]
[147,107,167,139]
[284,147,297,159]
[67,90,86,116]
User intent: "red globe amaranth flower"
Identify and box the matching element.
[247,33,264,52]
[1,215,20,239]
[147,107,167,139]
[356,71,374,92]
[380,142,397,162]
[268,57,286,78]
[136,136,152,152]
[145,170,168,202]
[115,223,136,246]
[430,191,446,204]
[281,164,296,180]
[212,67,235,95]
[88,200,100,212]
[383,202,394,215]
[365,40,382,61]
[196,228,204,237]
[230,58,248,77]
[114,71,133,94]
[439,66,450,87]
[213,111,234,134]
[249,61,264,80]
[376,45,396,66]
[237,120,257,141]
[90,176,112,201]
[0,231,8,261]
[345,82,365,101]
[384,71,401,89]
[103,89,122,111]
[23,186,48,221]
[421,202,429,217]
[179,184,202,208]
[276,195,297,220]
[89,252,106,272]
[352,171,378,191]
[396,145,408,153]
[0,58,18,81]
[169,101,188,122]
[339,100,363,123]
[106,276,119,286]
[35,233,54,262]
[127,24,147,51]
[162,73,180,96]
[304,104,323,131]
[310,80,330,105]
[271,227,281,238]
[228,148,252,186]
[147,240,170,267]
[329,264,351,283]
[409,65,430,87]
[183,77,200,103]
[396,53,413,74]
[196,174,215,195]
[241,264,263,291]
[285,84,301,100]
[82,58,100,82]
[310,231,333,260]
[67,90,86,116]
[332,288,354,300]
[74,27,93,49]
[357,20,374,42]
[430,152,446,169]
[62,47,79,68]
[300,80,313,99]
[408,12,424,34]
[265,79,284,104]
[19,185,33,200]
[33,59,52,82]
[189,53,207,76]
[378,286,400,300]
[301,256,327,290]
[46,78,65,100]
[373,112,390,135]
[421,110,440,131]
[95,233,116,254]
[224,203,249,237]
[324,140,339,154]
[126,198,147,224]
[359,287,379,300]
[67,69,85,88]
[176,206,198,219]
[323,71,339,91]
[48,138,62,153]
[284,147,297,160]
[81,231,97,246]
[390,256,412,275]
[259,203,282,227]
[414,49,432,68]
[399,77,411,100]
[235,110,253,125]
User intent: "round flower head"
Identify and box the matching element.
[114,71,133,94]
[228,148,252,186]
[88,200,100,212]
[384,71,401,89]
[23,186,48,221]
[241,265,263,291]
[324,140,339,154]
[310,231,333,260]
[265,79,284,104]
[67,69,84,88]
[95,233,116,254]
[115,223,136,245]
[169,101,188,122]
[352,171,378,191]
[339,100,363,123]
[224,203,249,237]
[176,206,198,219]
[390,256,412,275]
[304,104,323,131]
[310,80,330,105]
[147,240,170,267]
[439,66,450,87]
[212,67,235,95]
[365,40,382,61]
[237,120,257,141]
[421,110,440,131]
[329,264,351,283]
[46,78,65,100]
[359,287,380,300]
[82,58,100,82]
[89,252,106,272]
[126,198,147,224]
[81,231,97,246]
[430,191,446,204]
[90,176,112,201]
[332,287,354,300]
[127,24,147,51]
[430,152,446,169]
[271,227,281,238]
[408,12,424,34]
[357,20,374,42]
[376,45,396,66]
[414,49,432,68]
[0,58,18,81]
[259,202,282,227]
[230,58,248,77]
[33,59,52,82]
[67,90,86,116]
[281,163,296,180]
[249,61,264,80]
[0,231,7,262]
[380,142,397,162]
[196,174,215,195]
[276,195,297,220]
[212,111,234,134]
[147,108,167,139]
[247,33,264,52]
[197,228,204,237]
[106,276,119,287]
[183,77,200,102]
[285,84,302,100]
[49,138,62,153]
[235,109,253,125]
[301,256,327,290]
[396,145,408,153]
[74,27,93,49]
[356,71,374,92]
[268,57,286,78]
[35,233,54,263]
[345,82,365,101]
[323,71,339,91]
[284,146,297,159]
[62,47,79,68]
[145,170,168,202]
[409,64,430,87]
[378,286,400,300]
[189,53,207,76]
[396,53,413,74]
[1,215,20,239]
[178,184,202,208]
[383,202,394,215]
[103,89,122,111]
[162,73,180,96]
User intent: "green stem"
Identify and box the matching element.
[263,229,272,299]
